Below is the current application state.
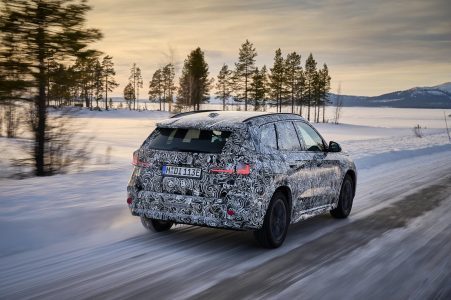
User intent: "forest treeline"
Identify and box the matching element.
[147,41,331,123]
[0,0,107,175]
[0,0,331,176]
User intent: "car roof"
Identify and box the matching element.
[157,111,305,130]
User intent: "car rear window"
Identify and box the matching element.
[146,127,232,153]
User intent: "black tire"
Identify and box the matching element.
[141,217,173,232]
[254,191,289,248]
[330,175,354,218]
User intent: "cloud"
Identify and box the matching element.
[86,0,451,96]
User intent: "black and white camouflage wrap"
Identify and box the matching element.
[127,112,356,230]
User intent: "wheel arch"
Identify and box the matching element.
[345,169,357,195]
[273,185,292,221]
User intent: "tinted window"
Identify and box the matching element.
[294,122,325,152]
[259,124,277,153]
[276,122,301,151]
[146,127,231,153]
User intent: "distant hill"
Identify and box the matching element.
[433,82,451,93]
[329,82,451,108]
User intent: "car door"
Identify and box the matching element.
[274,121,321,219]
[293,121,340,207]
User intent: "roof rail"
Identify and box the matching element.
[170,110,221,119]
[243,112,303,122]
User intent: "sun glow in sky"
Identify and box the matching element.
[86,0,451,97]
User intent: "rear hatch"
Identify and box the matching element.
[133,127,250,198]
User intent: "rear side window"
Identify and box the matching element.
[294,122,325,152]
[259,124,277,154]
[146,127,231,153]
[276,121,302,151]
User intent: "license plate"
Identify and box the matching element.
[162,165,202,178]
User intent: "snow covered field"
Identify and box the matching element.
[0,107,450,298]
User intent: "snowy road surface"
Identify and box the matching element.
[1,109,451,299]
[1,150,450,299]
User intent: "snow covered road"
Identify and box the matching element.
[1,148,450,299]
[1,109,451,299]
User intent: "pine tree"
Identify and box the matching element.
[0,2,30,102]
[234,40,257,111]
[269,49,285,112]
[148,69,164,110]
[215,64,233,110]
[123,83,135,110]
[73,56,98,108]
[0,5,29,138]
[136,67,143,109]
[101,55,119,111]
[162,63,175,111]
[284,52,303,114]
[250,66,269,111]
[65,64,79,106]
[176,65,191,111]
[129,63,143,110]
[296,71,306,116]
[93,59,103,109]
[176,47,210,111]
[304,53,317,121]
[313,70,321,122]
[319,63,331,122]
[0,0,102,175]
[48,63,73,107]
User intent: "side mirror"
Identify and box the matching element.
[328,141,342,152]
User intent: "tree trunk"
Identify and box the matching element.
[244,73,248,111]
[133,75,136,111]
[136,88,139,110]
[314,98,317,123]
[46,63,50,107]
[84,89,89,108]
[6,104,14,138]
[36,32,47,176]
[105,76,108,110]
[316,101,321,123]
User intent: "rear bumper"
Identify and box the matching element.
[129,191,257,230]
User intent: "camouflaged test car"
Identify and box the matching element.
[127,111,357,248]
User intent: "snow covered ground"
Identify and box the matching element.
[0,107,450,298]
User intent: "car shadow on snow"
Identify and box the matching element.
[122,213,346,253]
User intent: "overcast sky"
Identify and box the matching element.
[86,0,451,97]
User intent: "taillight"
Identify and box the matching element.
[210,163,251,175]
[210,167,234,174]
[236,164,251,175]
[132,152,150,167]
